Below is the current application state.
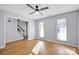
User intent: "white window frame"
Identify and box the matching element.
[39,22,44,38]
[57,19,67,41]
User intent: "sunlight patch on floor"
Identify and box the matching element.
[57,48,77,55]
[65,48,77,55]
[31,41,44,55]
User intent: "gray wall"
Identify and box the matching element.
[6,17,18,42]
[78,10,79,48]
[35,10,78,47]
[0,10,4,48]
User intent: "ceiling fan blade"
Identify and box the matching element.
[39,7,49,11]
[29,11,35,14]
[26,4,36,10]
[39,11,43,16]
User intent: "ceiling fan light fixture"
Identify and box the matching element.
[26,4,49,15]
[35,11,39,14]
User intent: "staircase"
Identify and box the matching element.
[17,25,26,39]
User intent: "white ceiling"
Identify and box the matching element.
[0,4,79,20]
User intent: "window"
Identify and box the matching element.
[39,22,44,38]
[57,19,67,41]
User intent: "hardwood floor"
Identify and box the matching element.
[0,39,78,55]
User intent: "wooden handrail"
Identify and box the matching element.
[17,25,24,32]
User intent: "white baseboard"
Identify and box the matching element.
[0,45,5,49]
[6,39,23,43]
[42,39,78,48]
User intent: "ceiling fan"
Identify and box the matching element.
[26,4,49,15]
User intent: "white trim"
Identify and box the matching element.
[4,15,20,20]
[6,39,23,43]
[3,16,6,48]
